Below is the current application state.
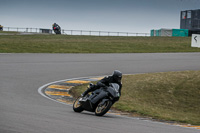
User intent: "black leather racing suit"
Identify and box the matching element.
[82,76,122,99]
[53,23,60,30]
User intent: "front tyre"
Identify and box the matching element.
[95,100,112,116]
[73,96,84,112]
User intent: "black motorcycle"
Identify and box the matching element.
[53,25,61,34]
[73,83,120,116]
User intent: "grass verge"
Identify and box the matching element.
[1,34,200,53]
[0,31,19,34]
[70,70,200,125]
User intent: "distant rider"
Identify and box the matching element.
[0,25,3,31]
[81,70,122,100]
[52,23,58,30]
[52,23,61,34]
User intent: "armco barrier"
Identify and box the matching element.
[2,27,150,36]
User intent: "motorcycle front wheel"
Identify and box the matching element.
[95,100,112,116]
[73,96,84,112]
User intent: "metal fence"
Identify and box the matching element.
[3,27,40,33]
[2,27,150,36]
[62,30,150,36]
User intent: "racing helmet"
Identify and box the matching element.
[112,70,122,83]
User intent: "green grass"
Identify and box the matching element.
[70,71,200,125]
[0,34,200,53]
[0,31,19,34]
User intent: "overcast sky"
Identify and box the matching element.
[0,0,200,33]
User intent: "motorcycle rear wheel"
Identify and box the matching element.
[95,100,112,116]
[73,96,84,112]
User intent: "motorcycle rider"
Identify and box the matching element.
[81,70,122,100]
[52,23,58,30]
[0,25,3,31]
[52,23,61,34]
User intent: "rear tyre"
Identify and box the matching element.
[73,96,84,112]
[95,100,112,116]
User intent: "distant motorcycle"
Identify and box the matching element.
[73,83,120,116]
[0,25,3,31]
[52,23,61,34]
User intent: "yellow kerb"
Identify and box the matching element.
[90,77,104,80]
[45,91,71,97]
[65,80,90,84]
[48,85,72,90]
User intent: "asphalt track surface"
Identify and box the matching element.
[0,53,200,133]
